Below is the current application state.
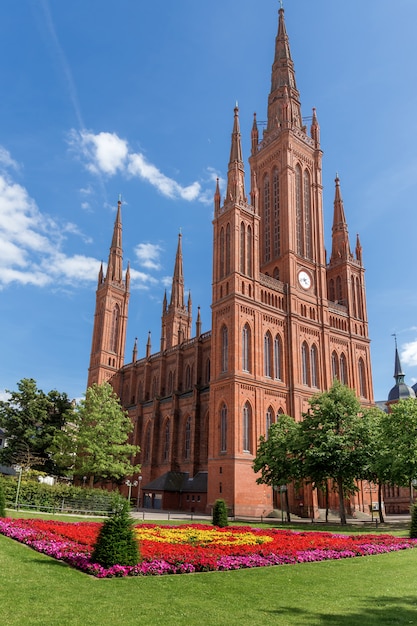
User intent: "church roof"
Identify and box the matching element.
[144,471,208,493]
[387,341,415,401]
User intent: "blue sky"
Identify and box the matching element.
[1,0,417,403]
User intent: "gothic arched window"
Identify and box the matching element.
[240,222,246,274]
[184,417,191,460]
[220,227,225,278]
[358,358,367,398]
[226,223,231,275]
[295,165,303,256]
[310,344,318,388]
[301,341,309,386]
[329,279,335,302]
[340,353,348,384]
[266,406,274,439]
[243,402,252,452]
[274,334,282,380]
[242,323,251,372]
[264,332,272,377]
[144,423,151,463]
[110,304,120,353]
[303,169,312,259]
[221,325,228,373]
[273,168,280,257]
[163,421,170,461]
[263,174,271,263]
[331,351,339,381]
[247,225,253,277]
[220,403,227,452]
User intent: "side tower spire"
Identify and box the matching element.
[88,198,130,387]
[161,232,192,349]
[330,175,352,262]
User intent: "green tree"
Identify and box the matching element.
[253,414,302,522]
[73,382,140,486]
[0,378,74,474]
[380,398,417,504]
[212,499,228,527]
[361,407,390,523]
[300,380,369,525]
[91,499,140,568]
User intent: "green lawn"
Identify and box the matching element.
[2,514,417,626]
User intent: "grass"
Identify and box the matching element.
[1,512,417,625]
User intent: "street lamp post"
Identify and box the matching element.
[136,475,143,510]
[14,465,22,509]
[125,479,138,506]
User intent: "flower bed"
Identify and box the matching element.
[1,518,416,578]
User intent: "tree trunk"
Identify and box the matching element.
[337,477,346,525]
[378,483,384,523]
[285,488,291,523]
[325,483,329,523]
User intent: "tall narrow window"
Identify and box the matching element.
[340,353,347,384]
[185,365,191,390]
[358,358,367,398]
[226,223,231,275]
[220,404,227,452]
[295,165,303,256]
[110,304,120,353]
[301,341,309,386]
[242,323,251,372]
[264,174,271,262]
[264,332,272,377]
[331,351,339,381]
[356,277,363,319]
[219,227,225,278]
[336,276,342,302]
[240,222,246,274]
[329,279,335,302]
[247,225,252,277]
[303,170,312,259]
[205,358,211,384]
[351,278,357,318]
[243,402,251,452]
[167,371,173,395]
[273,168,280,257]
[144,423,151,462]
[274,334,282,380]
[163,421,170,461]
[221,325,228,373]
[266,406,274,439]
[310,344,318,387]
[184,417,191,460]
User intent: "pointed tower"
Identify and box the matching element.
[209,105,263,516]
[161,232,192,349]
[387,337,415,407]
[87,198,130,387]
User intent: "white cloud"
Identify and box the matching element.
[401,340,417,368]
[70,130,128,175]
[134,242,163,270]
[69,129,208,202]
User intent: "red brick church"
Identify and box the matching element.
[87,6,374,517]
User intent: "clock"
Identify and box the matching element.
[298,270,311,290]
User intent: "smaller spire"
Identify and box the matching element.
[311,107,320,145]
[146,331,151,358]
[125,261,130,290]
[196,306,202,338]
[251,112,259,156]
[393,335,404,382]
[355,234,363,264]
[170,232,185,308]
[226,106,246,205]
[214,177,221,214]
[330,175,351,262]
[132,337,138,363]
[98,261,104,286]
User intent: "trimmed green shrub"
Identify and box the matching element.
[212,498,228,527]
[1,476,125,515]
[91,500,140,568]
[410,504,417,538]
[0,480,6,517]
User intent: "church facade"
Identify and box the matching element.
[87,7,374,517]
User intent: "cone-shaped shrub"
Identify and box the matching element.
[212,498,228,527]
[410,504,417,538]
[0,480,6,517]
[91,500,140,568]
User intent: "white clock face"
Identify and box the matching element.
[298,270,311,290]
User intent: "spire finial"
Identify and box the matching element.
[280,0,284,8]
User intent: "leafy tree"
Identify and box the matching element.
[212,499,228,527]
[253,414,302,522]
[360,407,390,523]
[410,504,417,539]
[380,398,417,504]
[91,499,140,568]
[0,378,74,474]
[73,382,140,486]
[300,380,369,525]
[0,479,6,517]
